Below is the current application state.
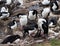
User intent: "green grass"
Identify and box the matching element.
[33,39,60,46]
[50,39,60,46]
[35,43,43,46]
[27,39,60,46]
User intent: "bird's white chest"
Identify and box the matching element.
[20,16,27,26]
[42,0,50,5]
[28,14,36,20]
[11,22,17,29]
[42,8,50,17]
[0,7,9,19]
[29,28,37,36]
[0,13,9,19]
[49,22,53,27]
[52,3,57,10]
[13,39,20,44]
[6,0,12,5]
[1,7,8,12]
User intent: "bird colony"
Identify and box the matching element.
[0,0,60,45]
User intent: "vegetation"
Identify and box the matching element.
[30,39,60,46]
[50,39,60,46]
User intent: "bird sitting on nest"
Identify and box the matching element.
[8,20,17,30]
[1,35,21,44]
[0,6,10,20]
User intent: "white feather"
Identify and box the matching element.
[11,22,17,29]
[6,0,12,5]
[28,11,36,20]
[38,18,46,31]
[14,39,20,43]
[0,13,9,19]
[0,7,9,19]
[19,15,27,26]
[29,28,37,36]
[42,0,50,5]
[52,3,57,11]
[1,7,8,12]
[38,18,46,25]
[42,8,50,18]
[49,22,53,27]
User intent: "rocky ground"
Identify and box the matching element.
[0,0,60,46]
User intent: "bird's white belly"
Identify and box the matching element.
[0,14,7,19]
[42,11,47,17]
[52,3,57,11]
[49,22,53,27]
[28,15,36,20]
[20,18,27,26]
[6,0,12,5]
[13,39,20,44]
[42,1,50,5]
[11,23,17,29]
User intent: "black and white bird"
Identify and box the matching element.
[28,10,38,20]
[8,20,17,29]
[1,35,21,44]
[50,0,59,12]
[41,7,50,18]
[0,7,10,19]
[48,17,57,27]
[37,18,48,37]
[23,22,38,37]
